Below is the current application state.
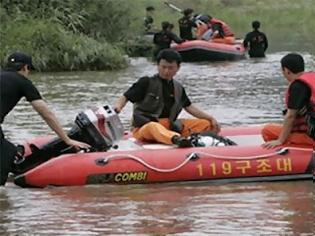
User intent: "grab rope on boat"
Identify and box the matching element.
[192,147,314,161]
[97,153,196,172]
[96,147,314,173]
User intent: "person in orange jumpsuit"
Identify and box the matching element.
[114,49,220,147]
[195,14,235,44]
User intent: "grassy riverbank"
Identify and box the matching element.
[0,0,130,71]
[0,0,314,71]
[144,0,314,52]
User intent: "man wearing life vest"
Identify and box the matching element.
[262,53,315,148]
[195,14,235,44]
[114,49,220,147]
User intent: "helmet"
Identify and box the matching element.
[195,14,210,23]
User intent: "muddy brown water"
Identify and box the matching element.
[1,53,315,235]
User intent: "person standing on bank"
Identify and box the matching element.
[243,21,268,58]
[153,21,185,59]
[0,52,90,186]
[114,49,220,147]
[144,6,156,34]
[262,53,315,148]
[178,8,195,40]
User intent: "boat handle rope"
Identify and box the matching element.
[192,147,314,161]
[97,147,314,173]
[97,153,195,173]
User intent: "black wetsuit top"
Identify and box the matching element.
[178,16,195,40]
[0,70,41,123]
[243,30,268,57]
[153,30,185,58]
[0,70,41,185]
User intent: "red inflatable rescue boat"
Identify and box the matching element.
[14,125,314,188]
[171,39,246,62]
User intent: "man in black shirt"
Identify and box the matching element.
[178,8,195,40]
[153,21,185,59]
[262,53,315,148]
[243,21,268,58]
[114,49,220,147]
[0,52,90,186]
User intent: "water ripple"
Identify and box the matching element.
[1,52,315,235]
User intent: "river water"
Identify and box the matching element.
[1,53,315,235]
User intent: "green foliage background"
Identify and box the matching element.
[0,0,314,71]
[142,0,314,52]
[0,0,130,71]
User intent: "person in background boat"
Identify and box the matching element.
[262,53,315,148]
[114,49,220,147]
[152,21,185,59]
[178,8,195,40]
[0,52,90,186]
[144,6,156,34]
[195,14,235,44]
[243,21,268,58]
[168,23,175,32]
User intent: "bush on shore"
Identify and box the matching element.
[0,0,314,72]
[0,0,129,71]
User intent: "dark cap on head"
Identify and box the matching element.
[146,6,155,11]
[183,8,193,16]
[7,52,35,70]
[252,21,261,29]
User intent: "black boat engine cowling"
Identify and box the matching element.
[13,105,124,174]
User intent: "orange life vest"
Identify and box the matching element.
[285,72,315,132]
[210,18,234,37]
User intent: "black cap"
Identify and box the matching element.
[146,6,155,11]
[7,52,35,70]
[183,8,193,16]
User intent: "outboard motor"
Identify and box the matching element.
[13,105,124,174]
[75,105,124,151]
